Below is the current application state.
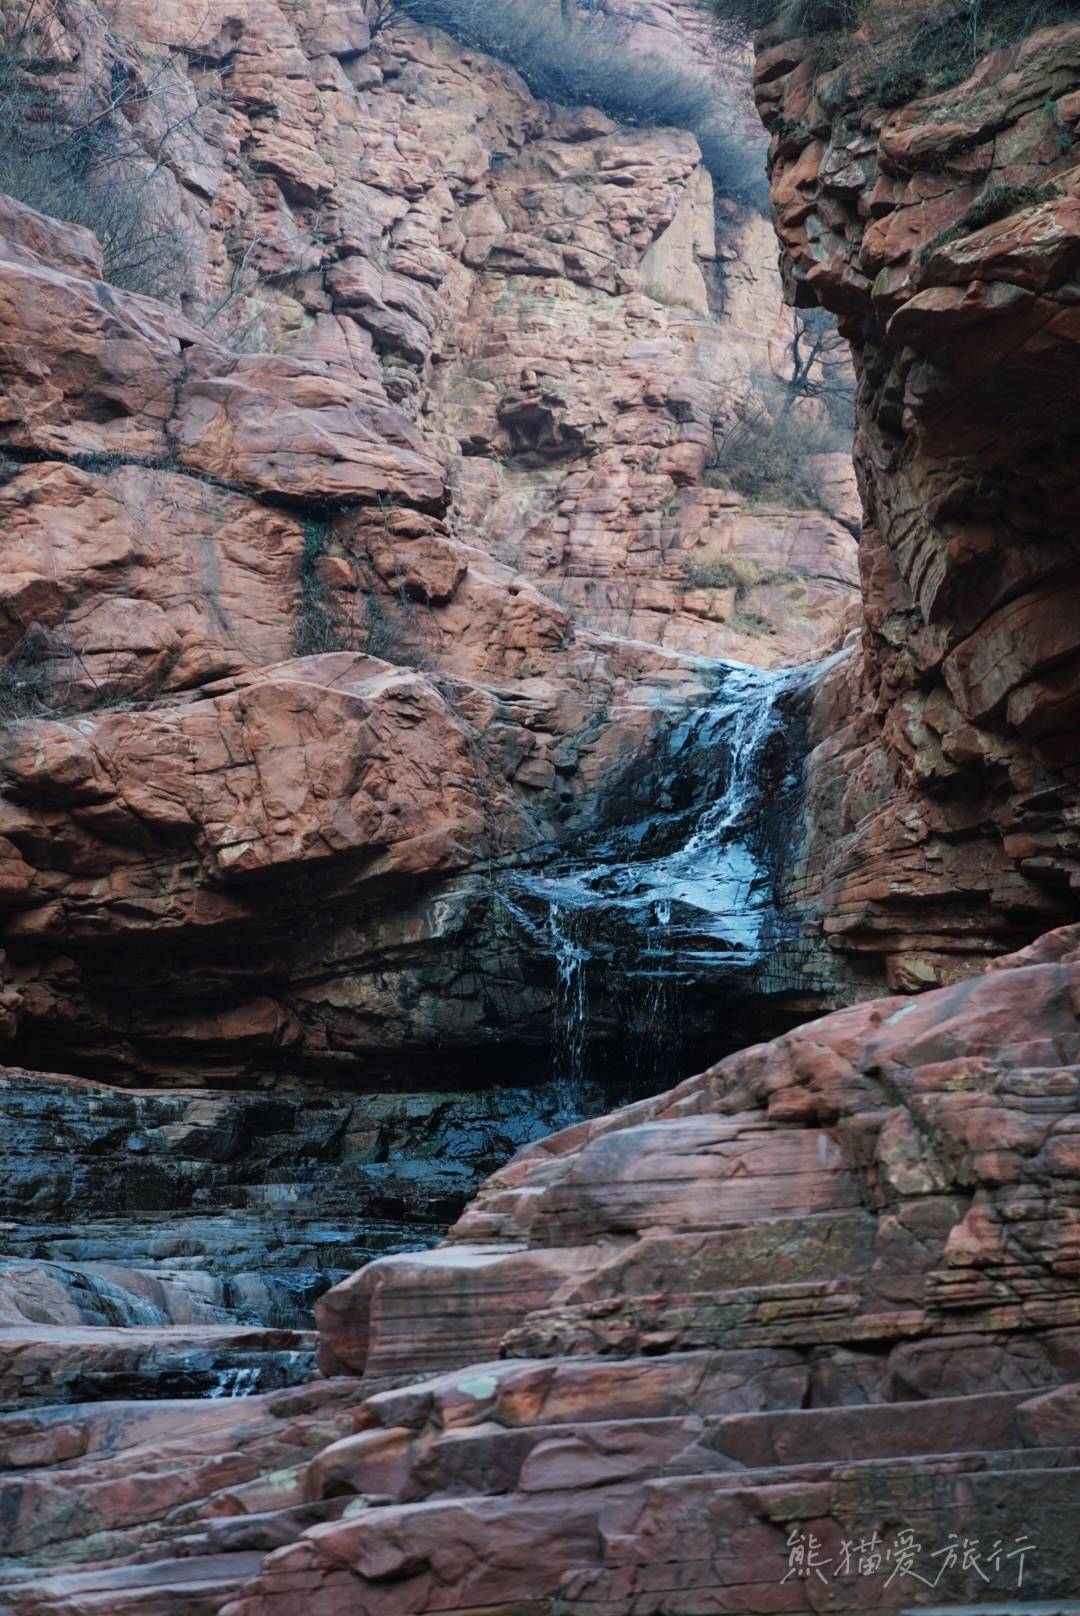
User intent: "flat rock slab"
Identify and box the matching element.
[0,1551,267,1615]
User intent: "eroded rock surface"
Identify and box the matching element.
[0,0,867,1537]
[5,931,1079,1611]
[0,1381,370,1590]
[0,0,857,1089]
[761,17,1080,995]
[220,928,1080,1612]
[0,1060,571,1391]
[8,4,1080,1613]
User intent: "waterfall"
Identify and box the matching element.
[506,660,812,1114]
[547,901,589,1121]
[207,1364,262,1399]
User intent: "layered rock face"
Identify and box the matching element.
[5,931,1080,1611]
[0,0,857,1094]
[0,1064,560,1412]
[0,0,861,1451]
[9,6,1080,1615]
[761,16,1080,996]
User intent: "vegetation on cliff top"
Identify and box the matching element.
[710,0,1080,109]
[379,0,767,207]
[698,300,852,511]
[710,0,1080,48]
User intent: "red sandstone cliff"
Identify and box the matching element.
[4,3,1080,1614]
[0,0,857,1088]
[765,13,1080,997]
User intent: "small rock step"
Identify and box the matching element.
[704,1386,1035,1468]
[0,1551,265,1615]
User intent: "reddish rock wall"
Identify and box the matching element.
[0,0,857,1087]
[5,930,1080,1611]
[761,16,1080,995]
[5,10,1080,1614]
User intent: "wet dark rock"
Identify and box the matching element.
[494,661,836,1107]
[0,1068,563,1226]
[0,1324,316,1411]
[0,1064,573,1397]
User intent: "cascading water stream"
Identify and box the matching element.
[207,1365,264,1400]
[502,660,817,1118]
[547,901,589,1122]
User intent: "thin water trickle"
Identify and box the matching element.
[207,1365,262,1399]
[547,901,589,1122]
[504,660,813,1116]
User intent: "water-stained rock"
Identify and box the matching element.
[0,0,859,1088]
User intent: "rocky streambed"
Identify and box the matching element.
[4,0,1080,1608]
[5,932,1080,1614]
[0,1071,570,1408]
[0,651,834,1413]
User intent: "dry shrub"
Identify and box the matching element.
[710,0,1080,66]
[686,550,799,590]
[294,520,430,666]
[849,0,1080,104]
[0,1,190,299]
[707,374,851,507]
[0,627,78,724]
[708,0,858,42]
[684,549,805,644]
[387,0,768,207]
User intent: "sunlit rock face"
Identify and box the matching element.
[758,18,1080,997]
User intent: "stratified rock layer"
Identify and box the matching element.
[0,1059,588,1425]
[0,7,859,1595]
[222,928,1080,1613]
[0,0,857,1089]
[762,17,1080,994]
[9,6,1080,1615]
[6,930,1078,1612]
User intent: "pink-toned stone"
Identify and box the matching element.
[762,18,1080,992]
[204,935,1080,1615]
